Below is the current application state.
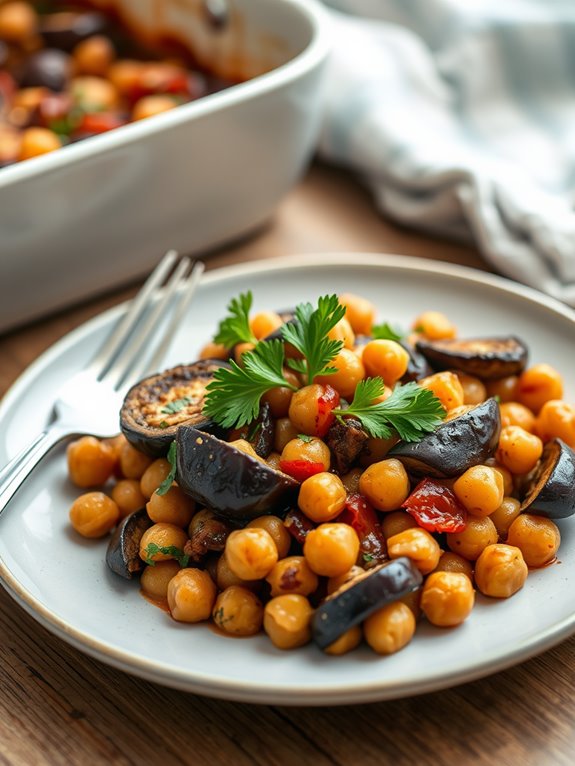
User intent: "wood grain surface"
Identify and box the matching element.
[0,164,573,766]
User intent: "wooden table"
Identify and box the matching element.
[0,164,573,766]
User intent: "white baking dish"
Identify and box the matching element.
[0,0,330,332]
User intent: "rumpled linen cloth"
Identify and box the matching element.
[319,0,575,306]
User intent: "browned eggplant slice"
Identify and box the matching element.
[120,359,230,457]
[229,401,275,459]
[325,416,368,474]
[311,558,423,650]
[520,439,575,519]
[106,509,152,579]
[388,398,501,478]
[176,426,299,520]
[415,337,528,379]
[400,341,434,383]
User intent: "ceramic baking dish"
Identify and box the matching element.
[0,0,330,332]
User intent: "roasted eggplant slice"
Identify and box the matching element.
[120,359,230,457]
[325,417,369,474]
[176,426,299,520]
[400,341,434,383]
[106,509,152,579]
[229,402,275,459]
[415,337,528,379]
[388,398,501,478]
[520,439,575,519]
[311,558,422,650]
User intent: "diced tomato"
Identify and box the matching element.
[75,112,127,135]
[284,509,315,544]
[279,459,324,482]
[338,492,387,566]
[0,72,16,106]
[403,478,467,533]
[315,385,340,438]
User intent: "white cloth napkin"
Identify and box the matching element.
[318,0,575,306]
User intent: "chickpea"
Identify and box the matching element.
[338,293,376,335]
[288,384,339,437]
[361,339,409,386]
[281,436,331,473]
[490,497,521,539]
[486,375,519,403]
[358,435,398,467]
[328,317,355,349]
[359,459,410,512]
[119,441,153,480]
[325,625,363,656]
[71,76,119,111]
[298,472,346,523]
[111,479,146,517]
[107,59,144,94]
[132,94,179,121]
[419,371,464,412]
[421,571,475,627]
[517,364,563,414]
[167,568,217,623]
[303,523,360,577]
[274,417,300,452]
[446,515,497,561]
[212,586,264,636]
[486,460,514,496]
[340,467,363,494]
[496,425,543,475]
[455,372,486,406]
[413,311,457,340]
[140,458,171,499]
[387,528,441,575]
[535,400,575,448]
[146,486,194,527]
[364,602,416,655]
[264,594,313,650]
[433,551,474,581]
[0,2,37,43]
[249,311,283,340]
[216,553,259,592]
[67,436,116,488]
[225,528,278,580]
[19,127,61,160]
[73,35,115,77]
[228,438,264,462]
[315,348,365,399]
[506,514,561,568]
[140,560,180,601]
[266,452,282,471]
[326,565,364,595]
[500,402,536,433]
[198,341,229,360]
[69,491,120,538]
[474,544,528,598]
[247,515,292,559]
[381,510,417,539]
[453,465,504,517]
[233,341,255,365]
[0,125,21,164]
[139,523,188,563]
[262,369,300,418]
[266,556,319,597]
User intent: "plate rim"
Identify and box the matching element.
[2,252,575,705]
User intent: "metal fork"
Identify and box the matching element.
[0,250,204,517]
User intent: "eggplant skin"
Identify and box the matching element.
[388,398,501,478]
[176,426,299,521]
[520,439,575,519]
[311,558,423,650]
[106,509,152,580]
[120,359,230,457]
[415,336,528,380]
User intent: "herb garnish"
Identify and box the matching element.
[144,543,189,567]
[371,322,405,343]
[298,434,313,443]
[214,291,257,348]
[156,440,177,496]
[161,396,192,415]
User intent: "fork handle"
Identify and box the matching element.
[0,426,73,518]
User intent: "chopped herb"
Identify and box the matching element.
[144,542,189,568]
[213,606,233,626]
[413,324,425,334]
[363,553,375,564]
[213,291,257,348]
[371,322,405,343]
[156,440,177,495]
[493,394,501,404]
[158,420,169,429]
[298,434,313,443]
[161,396,192,415]
[247,420,263,441]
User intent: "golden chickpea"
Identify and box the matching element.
[67,436,116,488]
[413,311,456,340]
[446,515,497,561]
[433,551,474,580]
[249,311,283,340]
[496,425,543,475]
[381,510,418,539]
[490,497,521,539]
[73,35,115,77]
[212,586,264,636]
[328,317,355,349]
[288,384,336,437]
[146,486,195,527]
[266,556,319,597]
[325,625,363,656]
[225,528,278,580]
[107,59,143,95]
[535,400,575,448]
[421,571,475,627]
[358,435,399,466]
[0,2,37,43]
[303,523,360,577]
[453,465,504,517]
[500,402,536,433]
[338,293,376,335]
[361,339,409,386]
[264,594,313,650]
[364,602,416,655]
[71,76,119,111]
[315,349,365,399]
[198,341,229,360]
[132,94,179,121]
[0,125,21,164]
[139,523,188,563]
[111,479,146,517]
[486,375,519,403]
[359,459,410,512]
[140,560,181,601]
[69,492,120,538]
[216,553,259,592]
[139,458,171,499]
[298,472,347,523]
[167,568,217,623]
[453,372,486,406]
[487,461,514,496]
[281,437,331,473]
[326,565,365,595]
[340,468,363,494]
[262,370,300,418]
[419,371,464,412]
[273,418,299,453]
[517,364,563,414]
[474,544,528,598]
[119,441,153,480]
[266,452,282,471]
[387,528,442,575]
[506,514,561,568]
[233,341,255,365]
[247,515,292,559]
[18,127,61,160]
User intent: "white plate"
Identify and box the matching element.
[1,253,575,706]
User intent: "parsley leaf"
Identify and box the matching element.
[156,441,177,496]
[371,322,405,342]
[144,542,189,568]
[213,291,257,348]
[334,379,445,440]
[161,396,192,415]
[298,434,313,443]
[281,295,346,384]
[202,340,296,429]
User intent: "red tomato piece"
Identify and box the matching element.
[279,459,324,482]
[76,112,126,135]
[315,385,340,437]
[338,493,386,565]
[284,509,315,544]
[403,478,467,533]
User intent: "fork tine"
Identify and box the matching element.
[87,249,179,380]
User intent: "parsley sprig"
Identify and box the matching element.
[214,291,257,348]
[144,543,189,568]
[334,379,445,440]
[371,322,405,342]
